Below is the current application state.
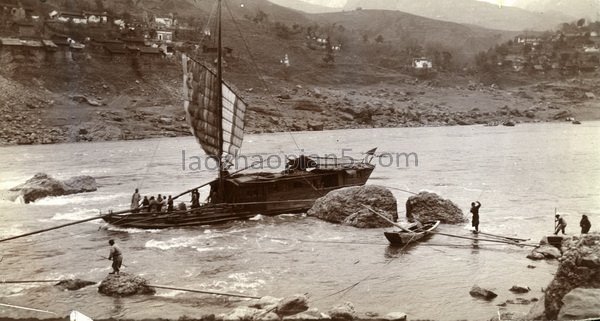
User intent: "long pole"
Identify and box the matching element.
[0,209,131,243]
[216,0,225,203]
[360,205,535,247]
[148,284,260,299]
[360,204,412,232]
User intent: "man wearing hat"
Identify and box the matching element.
[554,214,567,235]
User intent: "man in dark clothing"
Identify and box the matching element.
[554,214,567,235]
[148,196,157,212]
[470,201,482,232]
[580,215,591,234]
[107,239,123,275]
[141,196,150,212]
[167,195,174,212]
[157,194,164,212]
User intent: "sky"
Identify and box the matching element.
[478,0,520,7]
[301,0,524,8]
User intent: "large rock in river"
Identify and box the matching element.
[307,185,397,228]
[405,191,467,224]
[6,173,97,203]
[557,288,600,320]
[540,233,600,320]
[98,273,155,297]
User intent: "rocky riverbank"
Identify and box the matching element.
[1,71,599,146]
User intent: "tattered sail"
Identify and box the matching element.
[182,54,247,159]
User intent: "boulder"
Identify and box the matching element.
[557,288,600,321]
[55,279,96,291]
[527,244,561,260]
[524,295,546,320]
[276,294,309,318]
[509,285,530,293]
[542,233,600,320]
[63,176,97,193]
[249,296,281,310]
[222,306,261,321]
[328,302,356,321]
[405,192,466,224]
[97,273,155,297]
[283,308,326,321]
[502,120,516,127]
[6,173,97,203]
[384,312,407,321]
[307,185,397,228]
[469,285,497,300]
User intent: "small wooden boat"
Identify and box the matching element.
[384,221,440,245]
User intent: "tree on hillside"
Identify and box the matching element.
[375,35,384,43]
[253,9,268,24]
[362,33,369,43]
[322,37,334,66]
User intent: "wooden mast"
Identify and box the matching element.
[216,0,225,203]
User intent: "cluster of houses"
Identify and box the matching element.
[0,1,182,65]
[500,28,600,73]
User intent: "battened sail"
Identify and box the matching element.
[182,54,247,159]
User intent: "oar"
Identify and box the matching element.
[0,209,133,243]
[474,231,529,242]
[360,204,413,233]
[147,284,260,299]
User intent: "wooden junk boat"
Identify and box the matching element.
[384,221,440,246]
[103,0,375,229]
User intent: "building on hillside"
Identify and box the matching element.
[114,19,125,28]
[412,57,433,69]
[515,36,541,44]
[84,11,108,23]
[56,11,87,24]
[155,30,173,42]
[154,17,174,28]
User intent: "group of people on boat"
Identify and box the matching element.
[130,188,205,214]
[130,188,174,213]
[470,201,592,235]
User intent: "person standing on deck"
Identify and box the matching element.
[107,239,123,275]
[141,196,150,212]
[470,201,482,232]
[131,189,141,213]
[554,214,567,235]
[580,215,591,234]
[167,195,174,213]
[156,194,164,212]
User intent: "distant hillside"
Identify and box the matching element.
[312,9,515,58]
[515,0,600,22]
[343,0,571,31]
[267,0,342,13]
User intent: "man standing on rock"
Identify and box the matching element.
[131,188,141,213]
[580,215,591,234]
[470,201,481,232]
[554,214,567,235]
[108,239,123,275]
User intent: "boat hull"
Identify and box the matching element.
[104,165,375,229]
[384,221,440,245]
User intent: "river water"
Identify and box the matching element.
[1,123,599,320]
